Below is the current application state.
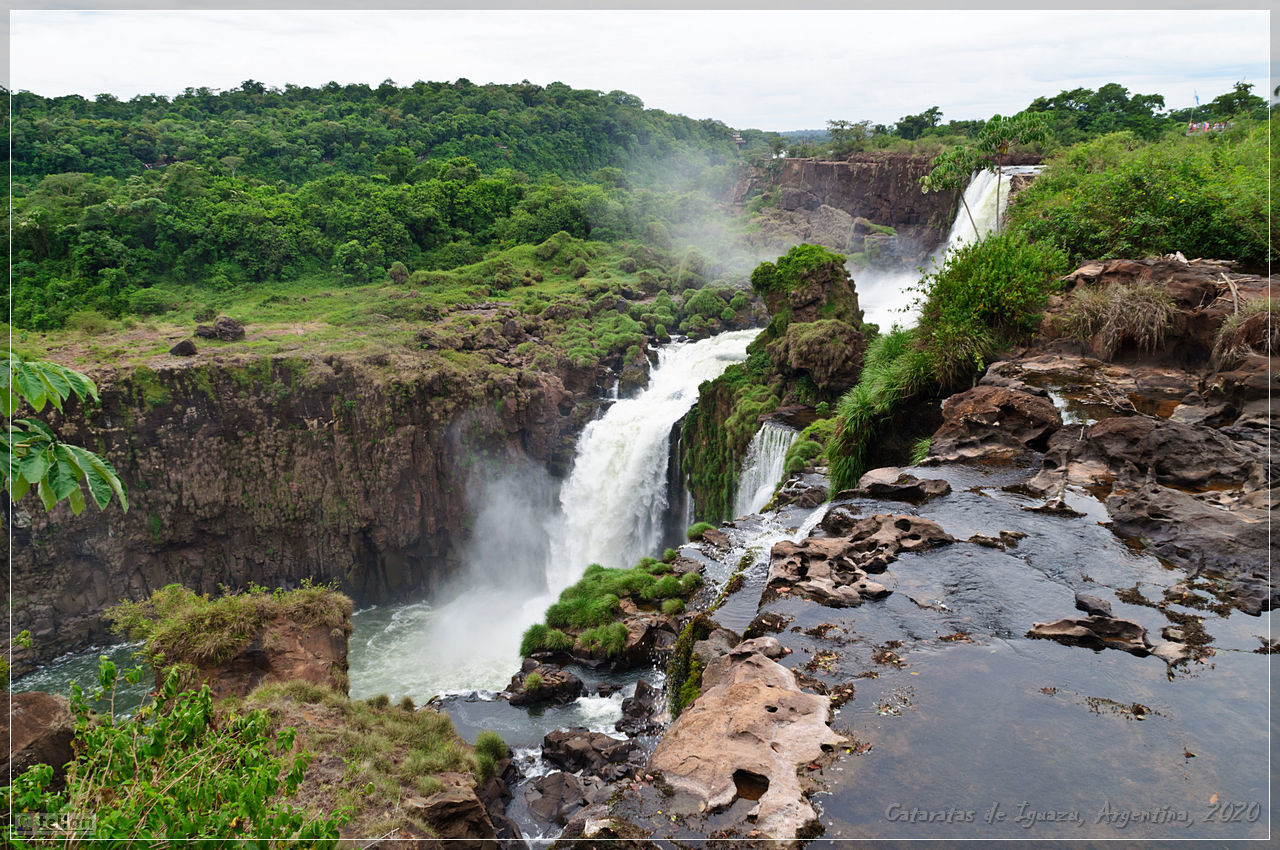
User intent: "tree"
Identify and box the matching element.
[895,106,942,140]
[2,356,129,517]
[921,111,1050,239]
[1206,81,1266,120]
[919,144,982,236]
[977,112,1049,233]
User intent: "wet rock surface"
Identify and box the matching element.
[647,637,844,840]
[854,467,952,503]
[504,662,586,707]
[1027,615,1153,655]
[542,728,640,781]
[927,384,1062,463]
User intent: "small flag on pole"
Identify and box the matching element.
[1194,91,1199,105]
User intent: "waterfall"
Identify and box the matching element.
[944,165,1044,252]
[547,329,757,591]
[733,422,799,517]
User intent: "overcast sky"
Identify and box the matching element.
[8,9,1271,130]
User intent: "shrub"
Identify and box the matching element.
[686,521,716,541]
[519,624,573,656]
[65,309,112,335]
[5,659,345,843]
[127,287,179,315]
[662,547,679,563]
[523,672,544,692]
[570,259,589,278]
[662,598,686,616]
[618,257,638,273]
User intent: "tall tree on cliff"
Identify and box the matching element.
[921,111,1050,238]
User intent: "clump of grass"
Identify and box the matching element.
[662,598,686,616]
[828,328,935,491]
[473,730,507,783]
[1058,281,1177,360]
[519,624,574,656]
[1212,297,1277,369]
[910,436,932,465]
[577,622,629,658]
[686,522,716,541]
[243,682,475,839]
[523,672,543,693]
[107,582,352,668]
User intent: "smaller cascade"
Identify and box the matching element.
[734,422,799,517]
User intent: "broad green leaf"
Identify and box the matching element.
[15,418,57,440]
[67,484,86,516]
[10,475,31,500]
[19,448,51,484]
[0,388,15,418]
[66,444,128,511]
[32,361,74,403]
[37,478,57,511]
[14,366,48,412]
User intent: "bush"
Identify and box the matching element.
[577,621,629,657]
[1007,122,1270,265]
[686,521,716,541]
[523,672,543,692]
[618,257,638,273]
[1058,281,1177,360]
[127,287,179,315]
[570,259,589,278]
[662,598,686,616]
[519,624,574,656]
[5,659,345,842]
[65,310,112,335]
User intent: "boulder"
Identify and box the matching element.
[767,514,952,607]
[854,467,951,504]
[179,613,351,701]
[169,339,198,356]
[648,636,844,840]
[809,204,856,251]
[1027,615,1151,656]
[616,679,662,736]
[526,771,589,825]
[505,662,586,708]
[542,728,638,781]
[1073,593,1114,618]
[2,691,75,790]
[194,315,245,342]
[929,384,1062,463]
[766,318,867,394]
[414,785,498,843]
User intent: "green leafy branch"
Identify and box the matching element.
[2,356,128,516]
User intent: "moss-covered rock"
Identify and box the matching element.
[766,318,867,394]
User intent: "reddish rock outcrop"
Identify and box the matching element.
[648,637,844,840]
[2,691,75,789]
[927,384,1062,463]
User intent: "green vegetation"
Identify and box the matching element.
[523,672,544,692]
[686,522,716,541]
[473,730,508,784]
[520,558,703,660]
[2,356,129,519]
[1007,119,1272,265]
[666,614,714,718]
[1212,297,1277,368]
[4,660,345,844]
[1058,281,1177,359]
[242,680,481,839]
[108,581,351,669]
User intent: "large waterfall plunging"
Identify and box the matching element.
[944,165,1041,251]
[348,330,755,701]
[548,329,757,591]
[733,422,798,517]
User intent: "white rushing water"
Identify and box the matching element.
[733,422,799,518]
[349,329,756,701]
[854,164,1043,330]
[547,329,757,591]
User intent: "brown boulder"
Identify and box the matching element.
[648,637,844,840]
[194,315,246,341]
[854,467,951,504]
[1027,615,1151,656]
[180,613,351,702]
[169,339,197,356]
[414,784,497,844]
[929,385,1062,463]
[505,662,585,707]
[542,728,638,781]
[766,318,867,393]
[2,691,75,789]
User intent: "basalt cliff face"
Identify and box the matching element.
[9,351,610,669]
[736,152,1042,266]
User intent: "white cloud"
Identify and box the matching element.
[10,9,1269,129]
